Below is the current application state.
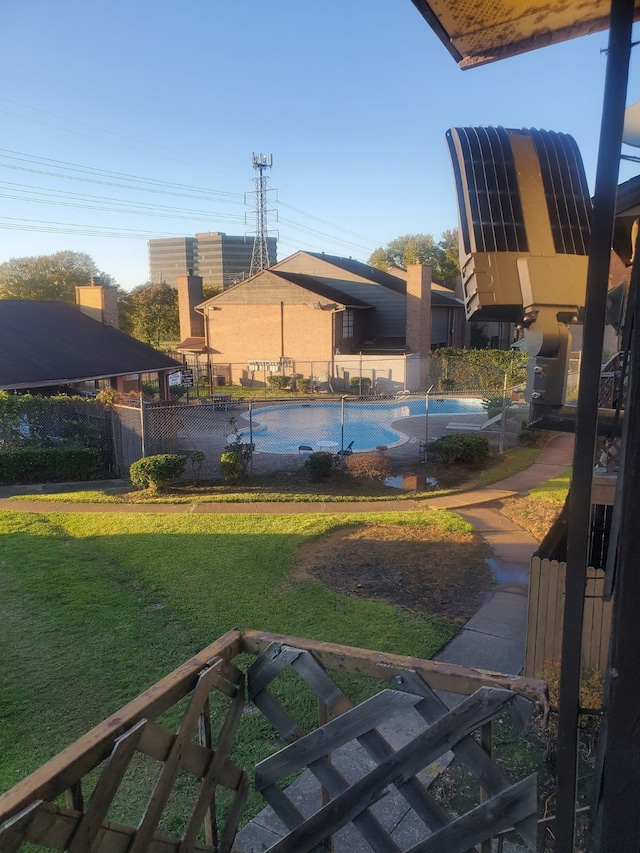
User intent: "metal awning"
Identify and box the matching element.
[177,336,206,353]
[410,0,640,67]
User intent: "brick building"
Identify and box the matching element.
[178,252,464,392]
[0,284,181,397]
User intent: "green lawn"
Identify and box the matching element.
[529,466,571,503]
[0,507,468,828]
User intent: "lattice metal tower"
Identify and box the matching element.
[248,153,275,276]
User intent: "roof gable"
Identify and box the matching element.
[197,269,372,308]
[273,251,406,294]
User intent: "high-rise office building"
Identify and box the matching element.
[148,232,277,290]
[147,237,197,288]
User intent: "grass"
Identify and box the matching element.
[0,507,467,829]
[7,445,542,505]
[499,465,571,541]
[529,465,571,502]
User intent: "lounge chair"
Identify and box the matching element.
[298,445,313,459]
[445,413,502,433]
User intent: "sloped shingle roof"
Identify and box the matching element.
[303,253,406,293]
[270,271,372,307]
[0,300,181,389]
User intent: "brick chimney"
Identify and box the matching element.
[405,264,431,387]
[177,272,205,341]
[75,279,119,329]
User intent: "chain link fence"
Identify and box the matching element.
[110,392,531,481]
[163,354,426,396]
[0,397,115,474]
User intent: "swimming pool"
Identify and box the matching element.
[236,397,485,454]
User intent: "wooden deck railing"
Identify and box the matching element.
[0,630,547,853]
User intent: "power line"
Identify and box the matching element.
[0,147,383,249]
[0,217,185,239]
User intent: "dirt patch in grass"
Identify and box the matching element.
[293,522,494,622]
[497,495,563,542]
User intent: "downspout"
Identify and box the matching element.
[280,301,285,362]
[195,305,210,386]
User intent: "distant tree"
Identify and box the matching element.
[437,229,460,287]
[368,231,460,287]
[0,251,115,302]
[202,284,222,301]
[121,281,179,347]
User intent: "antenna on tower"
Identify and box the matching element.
[245,153,277,276]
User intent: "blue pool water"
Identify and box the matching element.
[236,397,484,454]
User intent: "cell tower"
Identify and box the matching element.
[247,153,276,276]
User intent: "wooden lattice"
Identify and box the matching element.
[248,641,537,853]
[0,631,247,853]
[0,631,545,853]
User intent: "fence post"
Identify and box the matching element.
[140,397,147,458]
[249,399,253,474]
[499,372,508,454]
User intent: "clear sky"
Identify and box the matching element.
[1,1,639,290]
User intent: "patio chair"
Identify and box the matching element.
[298,445,313,459]
[334,440,354,465]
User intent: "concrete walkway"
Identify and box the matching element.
[0,433,573,852]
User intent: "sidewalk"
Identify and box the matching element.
[0,432,573,516]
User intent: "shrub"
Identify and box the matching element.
[0,447,100,484]
[95,387,124,407]
[129,454,186,492]
[519,424,545,446]
[297,378,311,394]
[430,434,490,466]
[60,418,101,447]
[345,450,392,482]
[267,375,290,391]
[303,451,334,482]
[219,424,253,483]
[220,446,252,484]
[348,376,372,394]
[482,394,508,419]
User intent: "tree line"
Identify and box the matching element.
[0,232,460,347]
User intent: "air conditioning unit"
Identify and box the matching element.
[446,126,591,322]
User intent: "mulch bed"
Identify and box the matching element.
[292,522,494,623]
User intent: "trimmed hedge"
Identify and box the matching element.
[0,447,100,484]
[429,433,490,466]
[130,454,186,492]
[303,451,334,482]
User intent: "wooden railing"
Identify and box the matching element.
[0,630,547,853]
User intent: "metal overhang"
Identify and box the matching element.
[409,0,640,68]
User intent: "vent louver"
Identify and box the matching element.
[446,126,591,322]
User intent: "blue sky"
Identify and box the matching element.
[1,0,639,290]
